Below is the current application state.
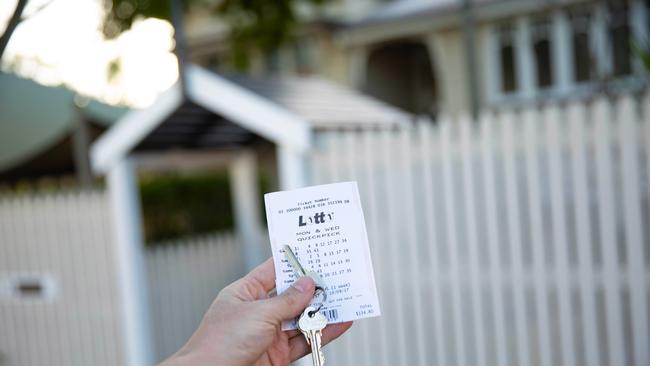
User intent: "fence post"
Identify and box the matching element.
[277,145,308,190]
[229,150,265,270]
[107,157,154,366]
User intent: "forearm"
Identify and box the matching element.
[159,343,217,366]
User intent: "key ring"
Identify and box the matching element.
[310,286,327,315]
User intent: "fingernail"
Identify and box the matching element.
[292,277,313,293]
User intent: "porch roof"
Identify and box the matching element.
[91,65,311,174]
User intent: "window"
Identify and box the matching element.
[498,24,518,93]
[532,17,553,88]
[607,1,632,77]
[569,7,594,83]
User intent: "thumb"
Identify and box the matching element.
[263,277,315,322]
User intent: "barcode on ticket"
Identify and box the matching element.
[322,309,339,322]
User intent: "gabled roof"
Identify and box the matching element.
[91,65,312,174]
[92,65,411,174]
[225,74,411,129]
[0,71,128,173]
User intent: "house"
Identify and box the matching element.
[185,0,650,117]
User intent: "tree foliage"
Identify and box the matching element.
[102,0,332,69]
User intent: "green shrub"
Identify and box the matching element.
[139,172,234,244]
[139,170,272,245]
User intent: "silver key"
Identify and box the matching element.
[283,245,326,291]
[298,306,327,366]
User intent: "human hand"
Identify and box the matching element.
[160,258,353,366]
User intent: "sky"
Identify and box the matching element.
[0,0,179,107]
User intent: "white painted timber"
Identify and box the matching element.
[229,150,265,270]
[593,98,625,366]
[567,102,601,366]
[631,0,649,75]
[592,4,612,78]
[545,104,577,366]
[501,109,531,366]
[277,145,309,190]
[618,96,650,366]
[107,158,154,366]
[92,64,312,175]
[552,10,573,95]
[515,17,535,99]
[459,115,487,366]
[523,108,552,366]
[187,65,311,153]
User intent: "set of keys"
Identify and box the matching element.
[283,245,328,366]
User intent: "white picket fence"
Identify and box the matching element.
[1,93,649,366]
[308,94,650,366]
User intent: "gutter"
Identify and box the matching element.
[336,0,573,46]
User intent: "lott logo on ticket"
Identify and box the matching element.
[298,212,334,227]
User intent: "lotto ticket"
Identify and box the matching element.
[264,182,381,330]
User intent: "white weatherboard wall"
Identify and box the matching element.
[0,191,123,366]
[310,94,650,366]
